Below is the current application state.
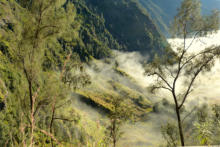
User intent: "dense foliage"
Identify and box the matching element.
[0,0,219,146]
[0,0,160,146]
[85,0,167,55]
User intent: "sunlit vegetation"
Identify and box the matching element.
[0,0,220,146]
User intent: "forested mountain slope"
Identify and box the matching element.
[70,0,122,60]
[0,0,220,146]
[84,0,167,54]
[0,0,156,146]
[0,0,163,114]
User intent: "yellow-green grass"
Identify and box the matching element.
[76,79,152,117]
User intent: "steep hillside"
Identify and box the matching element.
[71,1,122,60]
[139,0,220,36]
[75,58,152,118]
[139,0,180,35]
[0,0,158,114]
[84,0,167,55]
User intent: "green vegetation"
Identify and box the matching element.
[0,0,157,146]
[0,0,220,146]
[160,104,220,146]
[0,0,92,146]
[71,0,122,61]
[85,0,167,55]
[76,66,152,118]
[105,96,135,147]
[139,0,173,35]
[194,104,220,145]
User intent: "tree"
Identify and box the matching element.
[0,0,80,145]
[105,96,134,147]
[145,0,220,146]
[194,104,212,145]
[193,104,220,145]
[161,122,179,147]
[0,0,93,145]
[15,0,67,145]
[48,52,90,147]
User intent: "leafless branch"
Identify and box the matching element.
[54,117,75,122]
[30,87,40,147]
[55,100,70,109]
[180,47,219,70]
[165,64,175,78]
[182,106,197,123]
[151,85,172,92]
[185,30,202,51]
[38,128,61,145]
[151,72,173,89]
[179,56,214,109]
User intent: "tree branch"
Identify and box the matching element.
[54,117,75,122]
[180,47,219,71]
[182,106,197,123]
[151,72,173,89]
[179,56,215,109]
[185,30,202,51]
[151,86,172,92]
[37,128,61,145]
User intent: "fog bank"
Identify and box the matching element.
[73,31,220,146]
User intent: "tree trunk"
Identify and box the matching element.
[28,80,33,110]
[23,66,33,111]
[175,106,185,146]
[30,90,35,147]
[112,119,116,147]
[49,102,56,147]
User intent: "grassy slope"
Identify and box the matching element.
[75,59,152,119]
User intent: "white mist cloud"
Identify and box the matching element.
[114,30,220,105]
[113,50,150,87]
[113,30,220,146]
[168,30,220,106]
[74,31,220,146]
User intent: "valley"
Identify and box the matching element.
[0,0,219,146]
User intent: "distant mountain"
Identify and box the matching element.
[139,0,220,36]
[84,0,167,55]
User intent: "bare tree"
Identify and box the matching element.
[145,0,220,146]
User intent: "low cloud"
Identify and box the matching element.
[74,31,220,146]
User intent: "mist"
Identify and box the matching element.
[115,31,220,106]
[120,31,220,146]
[168,31,220,106]
[72,31,220,146]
